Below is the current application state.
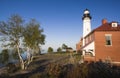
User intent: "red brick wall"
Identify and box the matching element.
[94,31,120,62]
[84,56,95,62]
[76,39,83,52]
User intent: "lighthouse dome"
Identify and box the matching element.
[84,9,89,14]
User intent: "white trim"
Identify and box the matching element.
[82,41,95,56]
[112,23,118,27]
[105,34,112,46]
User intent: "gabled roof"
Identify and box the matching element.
[84,22,120,38]
[94,22,120,31]
[81,21,120,50]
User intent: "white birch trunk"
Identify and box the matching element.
[27,47,31,64]
[25,47,33,69]
[17,45,25,70]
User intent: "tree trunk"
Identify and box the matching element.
[17,45,25,70]
[38,46,41,54]
[27,47,31,64]
[30,55,34,62]
[30,48,34,62]
[25,47,33,69]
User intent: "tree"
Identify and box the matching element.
[12,48,19,60]
[23,19,45,65]
[48,47,53,53]
[0,14,25,70]
[57,47,62,52]
[1,49,9,64]
[0,15,45,70]
[62,43,68,52]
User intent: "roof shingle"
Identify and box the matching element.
[94,22,120,31]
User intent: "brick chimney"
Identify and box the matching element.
[102,19,108,24]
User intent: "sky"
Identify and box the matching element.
[0,0,120,52]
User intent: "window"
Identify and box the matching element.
[112,22,117,27]
[105,34,112,46]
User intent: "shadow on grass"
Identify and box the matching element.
[9,59,51,78]
[1,57,120,78]
[28,61,120,78]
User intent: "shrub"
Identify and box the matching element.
[6,62,20,73]
[1,49,9,64]
[46,63,62,78]
[66,63,88,78]
[28,61,120,78]
[0,73,10,78]
[48,47,53,53]
[45,63,73,78]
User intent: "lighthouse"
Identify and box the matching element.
[82,9,92,46]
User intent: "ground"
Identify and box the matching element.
[0,52,120,78]
[0,52,79,78]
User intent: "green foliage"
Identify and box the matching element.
[23,19,45,54]
[0,14,24,59]
[0,14,24,47]
[1,49,9,64]
[12,49,19,59]
[62,43,68,50]
[0,14,46,70]
[0,53,2,63]
[48,47,53,53]
[0,14,28,70]
[57,47,62,52]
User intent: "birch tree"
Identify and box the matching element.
[23,19,45,66]
[0,14,25,70]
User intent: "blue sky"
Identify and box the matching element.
[0,0,120,52]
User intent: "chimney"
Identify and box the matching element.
[102,19,108,24]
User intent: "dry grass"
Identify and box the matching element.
[1,53,120,78]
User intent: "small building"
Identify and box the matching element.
[76,38,83,53]
[66,47,73,52]
[76,9,120,63]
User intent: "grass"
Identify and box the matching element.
[0,53,120,78]
[29,61,120,78]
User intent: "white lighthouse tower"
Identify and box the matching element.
[82,9,92,46]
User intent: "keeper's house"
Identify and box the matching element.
[76,9,120,64]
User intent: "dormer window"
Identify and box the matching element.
[112,22,118,27]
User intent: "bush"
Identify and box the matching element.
[88,61,120,78]
[46,63,63,78]
[29,61,120,78]
[1,49,9,64]
[6,62,20,73]
[0,73,10,78]
[66,63,88,78]
[45,63,73,78]
[47,47,54,53]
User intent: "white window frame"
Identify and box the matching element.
[112,23,117,27]
[105,34,112,46]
